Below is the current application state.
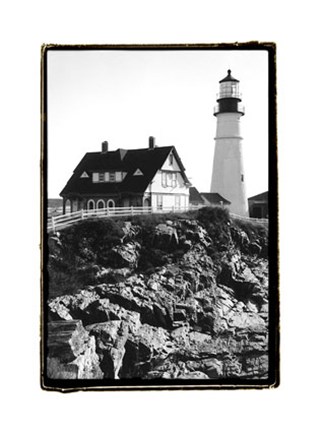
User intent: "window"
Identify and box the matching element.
[107,199,115,210]
[175,195,181,209]
[161,172,167,187]
[93,172,106,183]
[169,153,174,165]
[65,199,71,214]
[93,172,124,182]
[241,174,244,182]
[97,199,105,209]
[172,173,177,187]
[156,195,163,210]
[87,199,95,210]
[162,172,177,188]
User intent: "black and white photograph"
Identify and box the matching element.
[42,44,278,390]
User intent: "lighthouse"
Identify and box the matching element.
[210,70,248,216]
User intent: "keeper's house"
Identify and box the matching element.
[60,137,190,214]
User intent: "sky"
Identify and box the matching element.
[47,48,269,199]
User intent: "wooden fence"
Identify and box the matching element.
[47,205,268,233]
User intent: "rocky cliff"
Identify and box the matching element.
[46,207,269,381]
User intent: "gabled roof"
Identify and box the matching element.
[248,191,268,202]
[189,187,205,204]
[200,192,231,205]
[60,146,189,197]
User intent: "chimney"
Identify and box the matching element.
[102,141,108,153]
[149,136,155,149]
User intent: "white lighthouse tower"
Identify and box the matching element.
[210,70,248,216]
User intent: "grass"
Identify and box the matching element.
[233,217,268,242]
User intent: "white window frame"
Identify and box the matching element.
[172,173,177,188]
[87,199,95,210]
[65,199,71,214]
[156,195,163,210]
[97,199,105,209]
[107,199,115,209]
[161,171,167,188]
[92,173,99,182]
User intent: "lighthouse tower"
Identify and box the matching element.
[210,70,248,216]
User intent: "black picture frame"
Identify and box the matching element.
[41,42,279,392]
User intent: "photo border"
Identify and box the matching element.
[40,42,279,392]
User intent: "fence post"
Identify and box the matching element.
[81,209,84,220]
[51,216,55,233]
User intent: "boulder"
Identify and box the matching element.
[112,241,140,269]
[86,321,129,379]
[153,224,179,250]
[47,320,103,379]
[178,371,210,379]
[201,358,224,378]
[121,222,141,242]
[48,289,100,321]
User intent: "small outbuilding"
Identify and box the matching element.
[189,187,230,208]
[248,191,268,218]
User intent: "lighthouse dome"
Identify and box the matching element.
[219,69,239,83]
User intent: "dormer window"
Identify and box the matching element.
[133,169,143,176]
[92,173,100,182]
[92,171,125,183]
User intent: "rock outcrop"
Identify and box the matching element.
[46,208,269,381]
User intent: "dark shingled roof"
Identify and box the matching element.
[200,192,231,205]
[219,69,239,83]
[248,191,268,202]
[60,146,189,197]
[189,187,205,204]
